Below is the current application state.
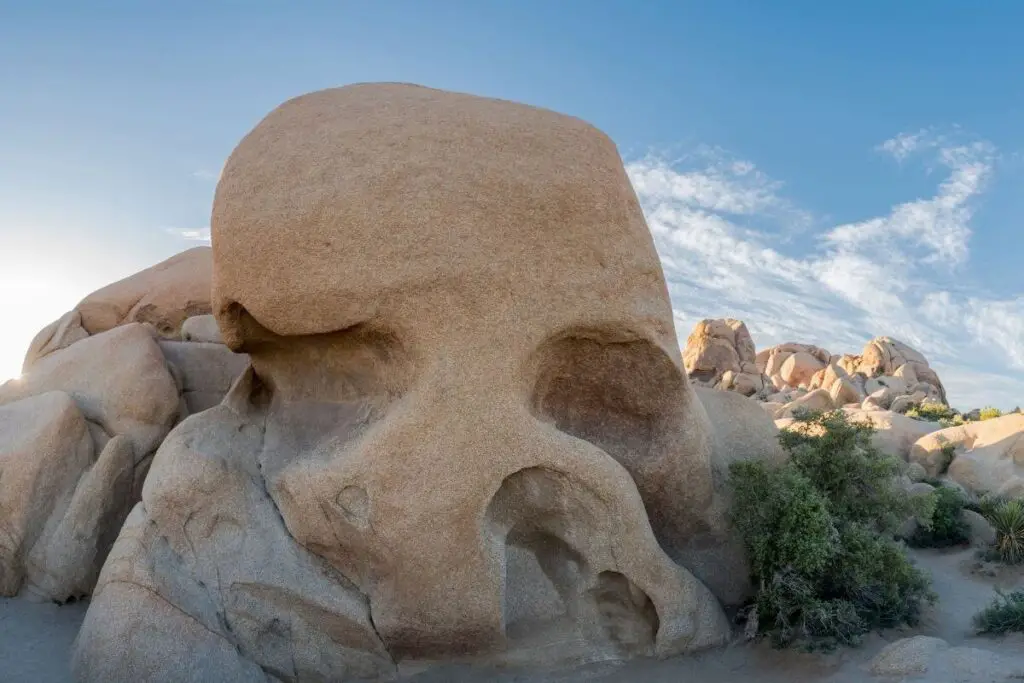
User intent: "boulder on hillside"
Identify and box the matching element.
[682,318,767,396]
[22,247,212,371]
[844,408,943,460]
[774,387,834,419]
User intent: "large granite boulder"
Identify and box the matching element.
[22,247,212,372]
[911,413,1024,497]
[72,83,762,682]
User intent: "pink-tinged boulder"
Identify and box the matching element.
[682,318,766,396]
[779,351,826,388]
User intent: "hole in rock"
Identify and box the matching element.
[529,332,688,478]
[488,467,660,661]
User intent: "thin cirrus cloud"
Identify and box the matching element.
[626,129,1023,411]
[169,130,1021,409]
[167,227,211,242]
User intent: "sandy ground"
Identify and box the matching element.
[0,596,87,683]
[3,548,1024,683]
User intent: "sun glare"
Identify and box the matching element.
[0,264,97,382]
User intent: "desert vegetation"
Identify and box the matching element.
[729,410,937,650]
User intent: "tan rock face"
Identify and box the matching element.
[911,414,1024,496]
[844,408,942,460]
[22,248,213,371]
[2,324,180,458]
[0,324,182,603]
[0,392,93,596]
[682,318,766,396]
[74,83,735,681]
[77,247,212,338]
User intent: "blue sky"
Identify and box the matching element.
[2,1,1023,409]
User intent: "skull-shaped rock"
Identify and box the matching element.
[73,83,733,682]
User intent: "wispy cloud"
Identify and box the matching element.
[628,130,1023,410]
[164,227,211,243]
[192,167,222,183]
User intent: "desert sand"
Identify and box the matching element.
[4,547,1023,683]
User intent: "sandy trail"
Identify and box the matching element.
[3,548,1023,683]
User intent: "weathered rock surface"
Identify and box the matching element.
[760,337,947,424]
[158,340,249,415]
[774,388,834,419]
[180,314,223,344]
[911,413,1024,497]
[683,387,785,606]
[844,408,943,460]
[75,247,212,338]
[683,319,767,396]
[867,635,1021,681]
[1,286,248,604]
[0,324,181,603]
[0,393,93,597]
[689,321,950,429]
[22,247,212,372]
[73,83,760,681]
[2,324,180,457]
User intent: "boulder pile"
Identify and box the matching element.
[682,319,769,397]
[0,249,247,603]
[682,319,948,421]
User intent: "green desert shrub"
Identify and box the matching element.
[979,406,1003,421]
[937,443,956,475]
[982,498,1024,564]
[730,410,935,651]
[907,485,970,548]
[906,402,957,423]
[974,590,1024,635]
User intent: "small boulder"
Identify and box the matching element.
[961,509,996,547]
[868,635,948,677]
[775,388,834,419]
[180,314,223,344]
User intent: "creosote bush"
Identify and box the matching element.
[730,410,935,651]
[979,406,1003,421]
[907,485,969,549]
[937,443,956,475]
[906,402,957,424]
[974,590,1024,635]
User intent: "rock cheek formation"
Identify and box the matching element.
[0,260,245,603]
[66,83,802,681]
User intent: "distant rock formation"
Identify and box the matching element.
[682,318,948,421]
[683,318,768,397]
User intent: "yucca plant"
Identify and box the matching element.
[983,498,1024,564]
